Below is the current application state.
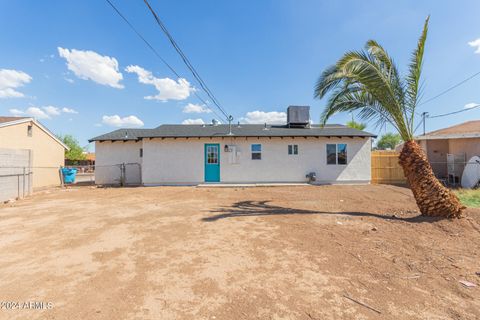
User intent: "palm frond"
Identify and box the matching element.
[406,16,430,136]
[314,16,430,142]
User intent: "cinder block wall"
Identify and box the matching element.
[0,148,32,202]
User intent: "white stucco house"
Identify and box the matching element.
[89,106,376,185]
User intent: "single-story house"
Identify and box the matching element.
[0,116,68,189]
[415,120,480,183]
[89,106,376,185]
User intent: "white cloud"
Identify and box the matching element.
[8,105,78,119]
[57,47,123,88]
[464,102,480,109]
[182,103,212,114]
[9,108,26,116]
[182,118,205,125]
[43,105,61,116]
[62,107,78,114]
[64,77,74,83]
[468,38,480,54]
[125,65,194,101]
[240,110,287,124]
[9,106,50,119]
[102,115,144,127]
[0,69,32,98]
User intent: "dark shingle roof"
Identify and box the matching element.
[89,124,376,142]
[89,128,153,142]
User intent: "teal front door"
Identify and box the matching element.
[204,144,220,182]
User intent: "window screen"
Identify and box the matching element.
[326,144,337,164]
[251,144,261,160]
[327,144,347,165]
[288,145,298,155]
[337,144,347,164]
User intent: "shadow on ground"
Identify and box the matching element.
[203,200,440,223]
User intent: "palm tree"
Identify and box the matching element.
[314,17,464,218]
[346,120,366,130]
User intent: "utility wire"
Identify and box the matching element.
[427,103,480,118]
[104,0,225,121]
[142,0,229,120]
[419,70,480,106]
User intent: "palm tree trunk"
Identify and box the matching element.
[398,140,464,218]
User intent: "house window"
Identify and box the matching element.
[207,145,219,164]
[139,148,143,158]
[27,125,32,137]
[251,144,262,160]
[327,143,347,165]
[288,144,298,155]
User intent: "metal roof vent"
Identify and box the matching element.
[287,105,310,128]
[211,119,219,126]
[124,131,128,139]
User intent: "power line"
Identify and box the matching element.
[142,0,229,120]
[104,0,225,121]
[419,70,480,106]
[428,103,480,118]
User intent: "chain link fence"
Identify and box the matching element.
[0,166,33,202]
[91,163,141,186]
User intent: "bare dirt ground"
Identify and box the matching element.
[0,185,479,320]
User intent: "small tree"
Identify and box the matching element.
[377,133,402,150]
[60,135,86,161]
[346,120,366,130]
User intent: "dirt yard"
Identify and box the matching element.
[0,185,479,320]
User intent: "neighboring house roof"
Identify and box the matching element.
[0,116,69,150]
[0,116,29,124]
[89,124,376,142]
[416,120,480,140]
[85,153,95,161]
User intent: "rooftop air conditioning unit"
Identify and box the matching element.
[287,106,310,128]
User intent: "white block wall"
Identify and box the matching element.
[95,141,142,185]
[0,148,33,201]
[141,137,371,185]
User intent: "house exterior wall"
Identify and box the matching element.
[425,139,449,177]
[95,141,142,185]
[419,138,480,178]
[448,138,480,162]
[141,137,371,185]
[0,121,64,188]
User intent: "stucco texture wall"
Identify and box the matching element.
[95,141,142,185]
[424,139,449,177]
[141,137,371,185]
[448,138,480,162]
[0,121,64,188]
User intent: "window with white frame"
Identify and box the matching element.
[326,143,347,165]
[288,144,298,155]
[251,144,261,160]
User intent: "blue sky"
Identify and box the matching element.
[1,0,480,149]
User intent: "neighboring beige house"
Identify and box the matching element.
[416,120,480,183]
[0,116,68,189]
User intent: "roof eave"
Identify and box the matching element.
[416,133,480,140]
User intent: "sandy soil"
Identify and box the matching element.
[0,184,479,320]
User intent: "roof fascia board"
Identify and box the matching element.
[416,133,480,140]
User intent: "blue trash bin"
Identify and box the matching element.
[61,168,77,184]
